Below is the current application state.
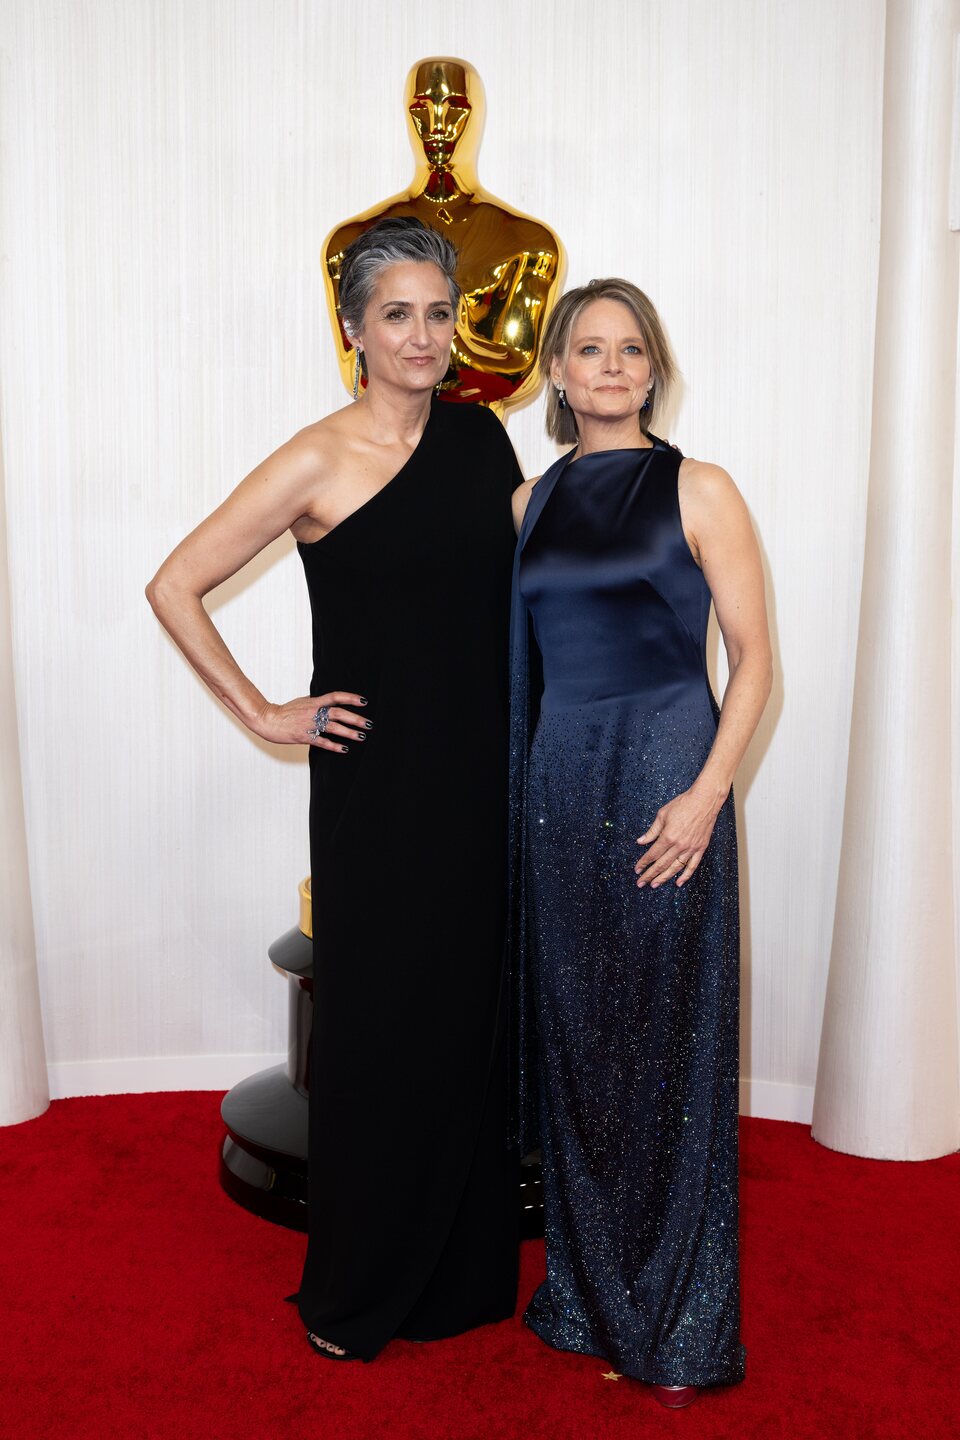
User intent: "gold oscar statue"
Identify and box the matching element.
[323,56,564,413]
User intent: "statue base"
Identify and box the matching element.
[219,894,544,1238]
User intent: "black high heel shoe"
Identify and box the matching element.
[306,1332,359,1361]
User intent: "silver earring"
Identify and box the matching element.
[556,386,566,410]
[353,349,362,399]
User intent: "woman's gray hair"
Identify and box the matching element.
[338,217,460,355]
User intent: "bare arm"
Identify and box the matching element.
[685,461,773,803]
[636,460,772,888]
[145,431,368,752]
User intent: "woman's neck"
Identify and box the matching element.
[356,381,434,444]
[572,412,650,458]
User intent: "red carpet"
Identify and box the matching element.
[1,1094,957,1440]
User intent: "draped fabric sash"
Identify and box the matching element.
[505,450,572,1151]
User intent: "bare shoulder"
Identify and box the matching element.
[677,456,762,586]
[283,402,355,471]
[679,455,739,497]
[511,474,540,533]
[254,404,367,502]
[678,456,750,524]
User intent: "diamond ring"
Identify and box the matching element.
[310,705,330,739]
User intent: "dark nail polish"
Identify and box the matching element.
[341,745,348,753]
[356,733,365,741]
[365,721,373,729]
[360,697,368,705]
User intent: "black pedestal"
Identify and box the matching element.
[219,921,544,1238]
[220,924,312,1230]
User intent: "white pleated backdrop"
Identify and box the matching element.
[0,0,893,1115]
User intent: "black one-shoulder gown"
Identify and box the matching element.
[295,397,521,1359]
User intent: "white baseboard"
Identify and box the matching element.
[46,1052,287,1099]
[739,1077,814,1125]
[47,1055,814,1127]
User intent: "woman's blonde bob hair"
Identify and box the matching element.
[540,278,678,445]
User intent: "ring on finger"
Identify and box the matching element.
[310,705,330,739]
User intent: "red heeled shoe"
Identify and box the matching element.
[651,1384,698,1408]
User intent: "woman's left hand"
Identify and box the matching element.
[634,784,725,889]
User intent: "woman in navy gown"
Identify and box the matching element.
[510,279,772,1407]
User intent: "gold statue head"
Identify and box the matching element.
[324,56,563,410]
[405,57,485,175]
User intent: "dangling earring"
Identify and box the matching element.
[556,386,567,410]
[436,340,455,394]
[353,348,362,400]
[641,384,652,413]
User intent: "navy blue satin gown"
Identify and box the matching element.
[510,439,745,1388]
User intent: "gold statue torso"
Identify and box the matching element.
[323,58,564,414]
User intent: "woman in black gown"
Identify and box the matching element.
[147,218,521,1360]
[510,279,772,1407]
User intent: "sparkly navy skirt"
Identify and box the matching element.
[523,697,745,1388]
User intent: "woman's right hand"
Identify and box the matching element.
[253,691,371,753]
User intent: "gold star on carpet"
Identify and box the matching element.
[601,1369,622,1381]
